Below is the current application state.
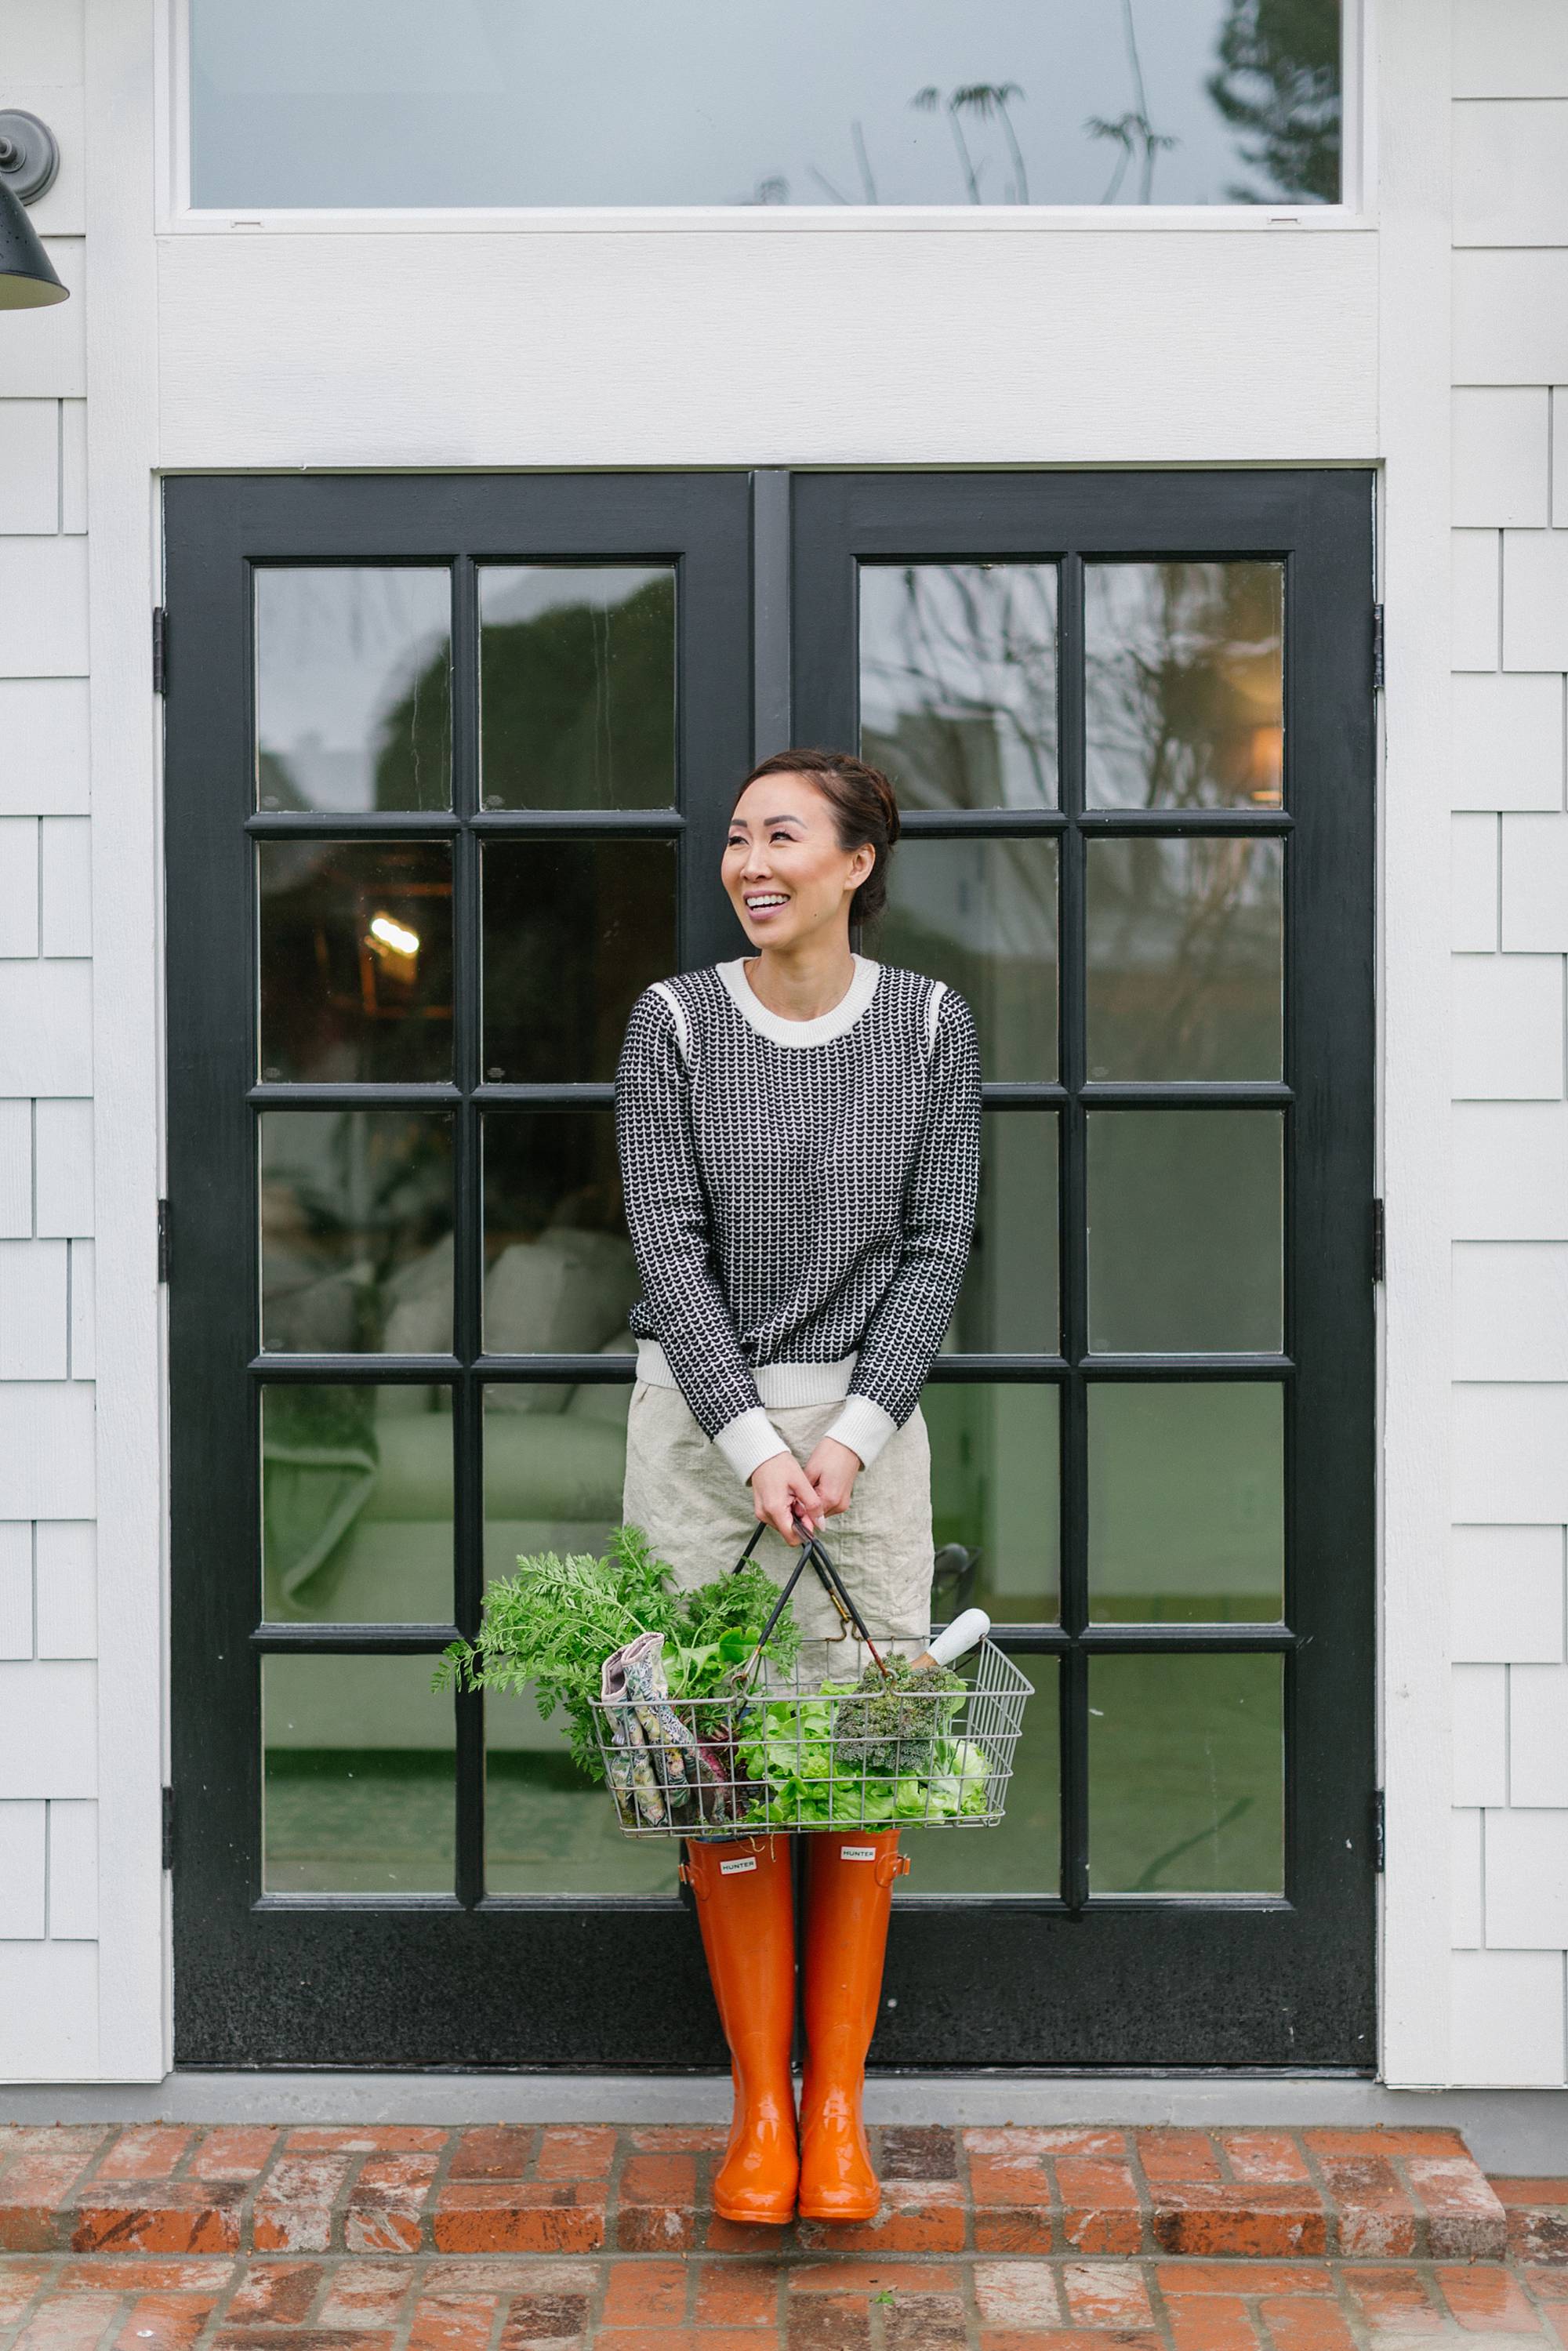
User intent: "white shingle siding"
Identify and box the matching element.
[1450,953,1564,1097]
[1452,1102,1568,1236]
[1451,530,1502,668]
[34,1100,93,1238]
[1511,1663,1568,1807]
[1447,0,1568,2088]
[1452,1524,1566,1660]
[0,1241,69,1380]
[1454,0,1568,99]
[1450,672,1563,809]
[1450,815,1499,950]
[1451,1809,1484,1947]
[1452,1666,1509,1808]
[46,1801,97,1939]
[0,1803,47,1937]
[1453,102,1568,248]
[1452,1244,1568,1378]
[1501,812,1568,947]
[0,404,61,536]
[0,680,89,817]
[1451,387,1549,526]
[1454,1388,1568,1526]
[34,1522,95,1661]
[1450,1948,1568,2084]
[0,1660,96,1800]
[0,1525,31,1658]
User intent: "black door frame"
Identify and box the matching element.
[165,467,1374,2070]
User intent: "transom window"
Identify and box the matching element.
[189,1,1344,212]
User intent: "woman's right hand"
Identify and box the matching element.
[750,1450,826,1543]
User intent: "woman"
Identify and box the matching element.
[614,748,982,2227]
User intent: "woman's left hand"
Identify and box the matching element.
[803,1435,862,1518]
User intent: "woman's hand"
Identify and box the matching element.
[750,1450,828,1543]
[803,1435,862,1519]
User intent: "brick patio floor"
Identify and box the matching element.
[0,2127,1563,2350]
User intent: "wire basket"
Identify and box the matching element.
[589,1517,1034,1841]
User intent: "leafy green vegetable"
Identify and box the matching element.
[732,1675,994,1831]
[833,1654,966,1773]
[433,1522,798,1785]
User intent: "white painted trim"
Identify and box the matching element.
[169,210,1374,239]
[1373,0,1454,2088]
[163,0,1370,236]
[84,0,168,2081]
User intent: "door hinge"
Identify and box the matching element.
[152,606,167,695]
[1371,1197,1385,1284]
[157,1197,170,1284]
[161,1784,176,1872]
[1371,1787,1385,1874]
[1371,603,1385,693]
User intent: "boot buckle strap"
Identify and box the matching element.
[877,1852,912,1888]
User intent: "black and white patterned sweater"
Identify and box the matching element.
[614,953,982,1485]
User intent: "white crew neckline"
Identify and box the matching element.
[717,953,880,1048]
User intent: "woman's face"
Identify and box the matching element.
[722,774,874,950]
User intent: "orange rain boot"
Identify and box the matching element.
[797,1829,909,2223]
[680,1835,799,2225]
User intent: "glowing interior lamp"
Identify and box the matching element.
[368,913,420,957]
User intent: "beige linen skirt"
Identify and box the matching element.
[621,1378,935,1679]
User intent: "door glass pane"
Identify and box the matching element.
[255,568,451,813]
[898,1652,1058,1897]
[262,1653,455,1892]
[481,1385,659,1893]
[481,840,677,1083]
[1084,562,1285,810]
[1088,1653,1284,1894]
[860,563,1058,811]
[484,1112,639,1362]
[192,2,1341,209]
[262,1384,454,1624]
[261,1111,455,1355]
[926,1381,1059,1624]
[1087,1111,1283,1352]
[487,1682,671,1896]
[877,837,1057,1082]
[1088,1384,1283,1623]
[483,1384,627,1587]
[1085,838,1283,1081]
[259,840,453,1083]
[480,567,676,810]
[952,1112,1058,1354]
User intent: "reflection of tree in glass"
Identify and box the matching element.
[378,575,675,812]
[911,83,1030,205]
[861,564,1058,814]
[1087,0,1178,203]
[1207,0,1341,203]
[1084,562,1284,811]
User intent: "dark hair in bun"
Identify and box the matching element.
[735,749,901,927]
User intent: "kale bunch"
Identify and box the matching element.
[833,1655,966,1775]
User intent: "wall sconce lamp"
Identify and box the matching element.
[0,111,68,310]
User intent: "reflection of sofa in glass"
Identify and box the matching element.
[263,1226,638,1633]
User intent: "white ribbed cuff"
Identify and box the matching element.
[823,1394,901,1470]
[713,1405,793,1486]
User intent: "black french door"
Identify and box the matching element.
[165,468,1374,2070]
